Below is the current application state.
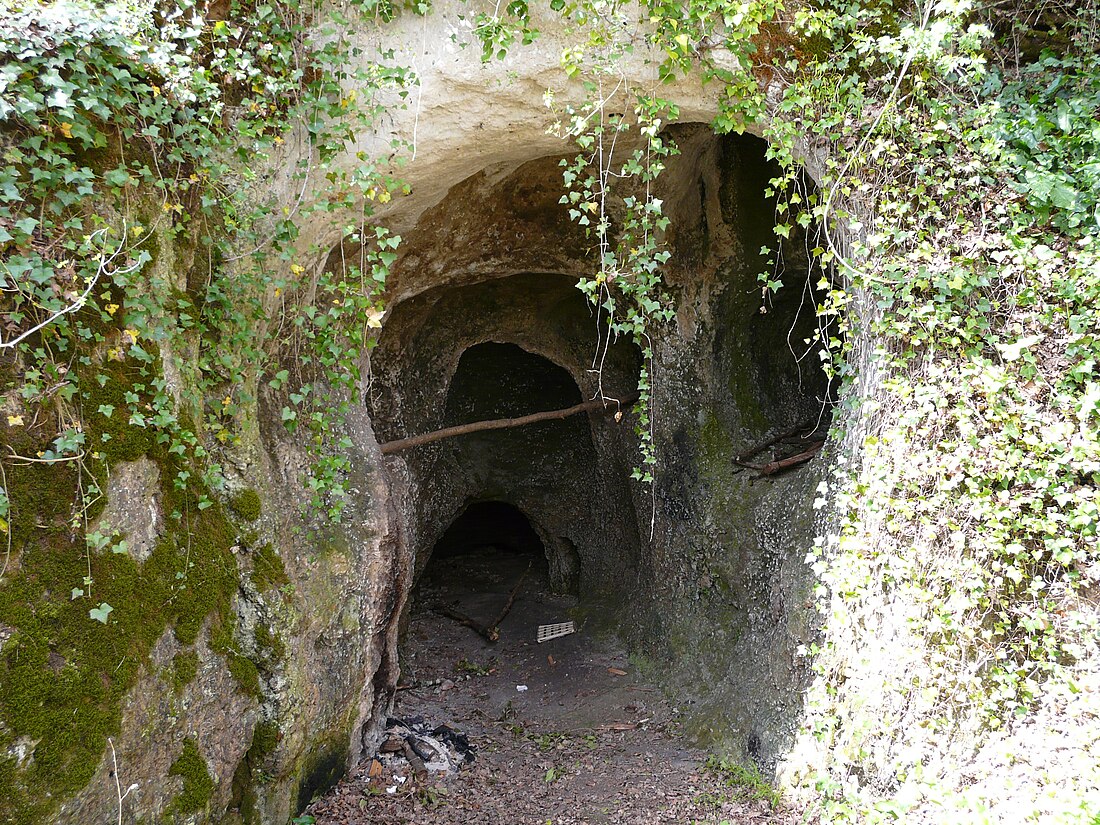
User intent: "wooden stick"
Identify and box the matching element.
[489,560,530,630]
[435,605,500,642]
[735,418,819,462]
[380,394,639,455]
[433,561,531,643]
[736,440,824,477]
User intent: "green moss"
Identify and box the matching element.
[254,621,286,666]
[249,543,288,593]
[170,650,199,693]
[209,615,262,699]
[698,409,733,466]
[84,357,159,466]
[169,738,214,815]
[294,732,349,815]
[0,458,153,820]
[0,408,257,821]
[229,489,262,522]
[229,720,281,823]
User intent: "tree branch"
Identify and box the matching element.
[736,440,825,478]
[379,393,639,455]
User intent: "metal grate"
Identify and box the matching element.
[537,622,575,643]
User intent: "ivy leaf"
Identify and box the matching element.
[103,167,131,188]
[996,335,1042,362]
[46,88,71,109]
[89,602,113,624]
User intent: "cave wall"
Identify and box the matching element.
[0,6,836,818]
[49,388,404,825]
[630,130,831,766]
[371,126,832,770]
[0,217,404,824]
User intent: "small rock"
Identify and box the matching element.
[380,737,404,754]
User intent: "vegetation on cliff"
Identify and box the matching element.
[0,0,1097,822]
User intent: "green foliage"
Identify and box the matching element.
[703,755,782,809]
[471,0,538,61]
[0,0,413,528]
[0,0,415,808]
[169,737,215,815]
[998,54,1100,234]
[712,1,1100,820]
[548,16,682,481]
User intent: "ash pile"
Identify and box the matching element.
[372,716,476,780]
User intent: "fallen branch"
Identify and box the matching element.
[434,561,531,643]
[380,393,639,455]
[435,605,500,642]
[736,440,825,477]
[735,418,819,462]
[490,560,530,630]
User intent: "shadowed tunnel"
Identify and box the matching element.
[431,502,546,563]
[366,128,836,768]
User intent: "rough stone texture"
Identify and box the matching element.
[278,0,753,264]
[627,129,832,767]
[369,125,832,772]
[94,457,162,561]
[21,8,839,820]
[55,630,257,825]
[241,396,405,824]
[28,341,404,825]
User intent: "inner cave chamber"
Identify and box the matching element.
[364,126,835,767]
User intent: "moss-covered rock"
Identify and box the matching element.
[0,362,257,822]
[168,738,214,815]
[249,544,288,593]
[228,720,281,823]
[294,731,349,815]
[170,649,199,693]
[210,616,263,700]
[229,490,262,523]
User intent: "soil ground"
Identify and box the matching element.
[306,547,801,825]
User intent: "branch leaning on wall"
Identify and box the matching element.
[378,393,640,455]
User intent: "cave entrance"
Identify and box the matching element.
[364,131,838,775]
[398,337,621,598]
[432,501,546,562]
[415,501,554,648]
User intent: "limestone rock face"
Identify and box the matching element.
[95,457,162,562]
[20,7,834,822]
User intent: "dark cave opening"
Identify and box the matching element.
[417,340,605,596]
[431,501,545,562]
[408,500,561,676]
[417,501,553,631]
[370,131,841,770]
[443,342,584,426]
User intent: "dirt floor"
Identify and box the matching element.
[305,547,801,825]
